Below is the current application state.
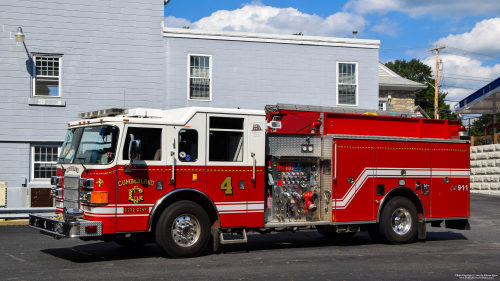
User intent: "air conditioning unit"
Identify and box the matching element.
[0,182,6,208]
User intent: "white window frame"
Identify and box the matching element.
[30,144,61,182]
[32,55,63,98]
[336,61,358,106]
[187,54,212,102]
[379,101,387,111]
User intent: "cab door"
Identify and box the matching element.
[205,114,248,228]
[115,125,167,232]
[172,113,206,194]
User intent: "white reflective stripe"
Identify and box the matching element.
[247,201,264,203]
[451,170,470,176]
[432,170,450,176]
[335,167,470,209]
[215,201,248,205]
[116,204,154,207]
[247,210,264,213]
[84,207,123,214]
[247,203,264,210]
[216,205,247,211]
[218,211,247,214]
[117,214,149,217]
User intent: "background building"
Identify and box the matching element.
[377,62,426,112]
[1,0,380,207]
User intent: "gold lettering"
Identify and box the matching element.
[120,178,156,187]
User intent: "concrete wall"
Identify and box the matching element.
[470,144,500,196]
[164,37,380,110]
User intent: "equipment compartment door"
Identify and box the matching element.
[333,139,375,222]
[431,142,469,218]
[205,114,249,228]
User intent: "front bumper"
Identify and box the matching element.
[29,213,103,239]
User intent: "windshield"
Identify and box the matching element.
[59,125,119,164]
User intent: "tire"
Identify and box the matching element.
[155,201,210,258]
[377,196,418,244]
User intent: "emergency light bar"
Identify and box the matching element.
[78,108,128,119]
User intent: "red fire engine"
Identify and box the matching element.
[29,104,471,258]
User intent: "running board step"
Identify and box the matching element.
[219,229,247,244]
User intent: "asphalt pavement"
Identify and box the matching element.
[1,194,499,280]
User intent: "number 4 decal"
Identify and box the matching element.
[220,177,233,195]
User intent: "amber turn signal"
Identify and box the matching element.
[90,191,108,204]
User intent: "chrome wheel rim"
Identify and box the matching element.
[171,214,200,247]
[391,207,411,235]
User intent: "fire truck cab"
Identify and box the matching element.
[29,104,471,258]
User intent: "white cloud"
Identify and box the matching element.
[164,15,191,28]
[344,0,500,18]
[422,54,500,106]
[164,3,368,38]
[371,18,399,36]
[433,18,500,56]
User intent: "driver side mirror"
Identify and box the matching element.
[125,140,141,174]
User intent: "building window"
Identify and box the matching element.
[379,101,386,111]
[188,54,211,101]
[33,56,62,97]
[32,145,60,180]
[337,62,358,106]
[209,117,244,162]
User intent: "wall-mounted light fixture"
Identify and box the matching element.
[15,27,25,45]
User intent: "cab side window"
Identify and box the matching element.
[209,117,244,162]
[123,127,162,161]
[178,129,198,162]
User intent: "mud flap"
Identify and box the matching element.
[418,221,426,239]
[445,219,471,230]
[208,227,219,252]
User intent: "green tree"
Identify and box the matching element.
[385,59,457,120]
[468,114,499,137]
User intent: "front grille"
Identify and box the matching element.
[63,176,79,209]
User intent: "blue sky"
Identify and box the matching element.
[164,0,500,108]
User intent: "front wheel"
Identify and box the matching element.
[155,201,210,258]
[378,196,418,244]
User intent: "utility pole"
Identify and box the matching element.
[428,46,445,119]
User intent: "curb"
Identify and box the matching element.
[0,219,29,226]
[471,190,500,197]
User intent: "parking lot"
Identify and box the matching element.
[1,193,499,280]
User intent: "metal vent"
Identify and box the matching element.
[63,176,79,209]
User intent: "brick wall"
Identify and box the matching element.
[470,144,500,196]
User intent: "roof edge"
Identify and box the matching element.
[162,26,380,49]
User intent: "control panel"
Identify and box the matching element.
[269,158,322,223]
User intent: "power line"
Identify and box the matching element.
[447,46,500,60]
[440,51,500,64]
[441,84,479,90]
[441,72,496,80]
[440,76,493,82]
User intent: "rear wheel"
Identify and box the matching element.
[155,201,210,258]
[377,196,418,244]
